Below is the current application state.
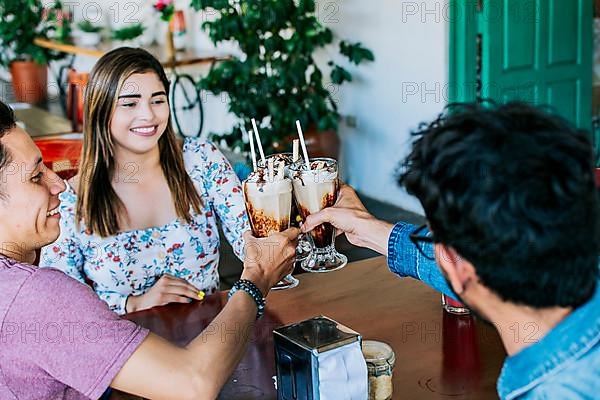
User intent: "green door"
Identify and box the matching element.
[450,0,593,130]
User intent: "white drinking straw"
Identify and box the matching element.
[267,157,274,182]
[292,139,300,162]
[246,125,258,172]
[277,160,285,180]
[295,120,311,170]
[251,118,266,165]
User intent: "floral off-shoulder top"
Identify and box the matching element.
[40,139,249,315]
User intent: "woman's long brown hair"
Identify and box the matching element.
[77,47,202,237]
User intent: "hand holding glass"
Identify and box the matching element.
[243,173,299,290]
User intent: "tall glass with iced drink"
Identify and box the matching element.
[243,166,299,290]
[257,153,313,261]
[290,158,347,272]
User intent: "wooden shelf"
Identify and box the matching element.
[14,106,73,138]
[34,38,231,68]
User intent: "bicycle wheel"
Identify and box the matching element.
[169,73,204,137]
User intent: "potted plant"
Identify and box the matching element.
[0,0,69,103]
[191,0,374,157]
[0,0,68,103]
[111,23,146,47]
[76,20,103,47]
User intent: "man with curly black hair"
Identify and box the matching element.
[302,102,600,399]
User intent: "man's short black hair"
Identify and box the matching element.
[400,102,599,308]
[0,100,14,138]
[0,101,16,198]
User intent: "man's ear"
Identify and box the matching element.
[435,244,476,295]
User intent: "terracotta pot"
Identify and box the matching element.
[10,61,48,104]
[66,69,89,132]
[274,127,340,159]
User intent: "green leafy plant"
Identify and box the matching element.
[45,2,72,44]
[191,0,374,152]
[0,0,67,67]
[111,24,145,42]
[77,20,103,34]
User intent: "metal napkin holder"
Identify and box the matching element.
[273,316,362,400]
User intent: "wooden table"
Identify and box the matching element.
[116,257,506,399]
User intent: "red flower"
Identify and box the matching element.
[53,246,59,253]
[173,243,181,249]
[153,0,172,11]
[114,256,121,262]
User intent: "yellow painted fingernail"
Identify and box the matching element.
[198,291,205,300]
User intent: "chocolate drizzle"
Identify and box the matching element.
[243,180,291,237]
[257,153,294,169]
[246,169,267,187]
[245,200,290,238]
[290,159,336,186]
[296,182,338,248]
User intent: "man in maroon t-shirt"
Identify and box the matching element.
[0,101,299,399]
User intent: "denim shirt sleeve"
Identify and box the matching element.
[386,222,459,301]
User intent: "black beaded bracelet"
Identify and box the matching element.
[228,279,266,319]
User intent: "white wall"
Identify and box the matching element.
[320,0,449,214]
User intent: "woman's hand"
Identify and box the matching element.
[126,274,204,313]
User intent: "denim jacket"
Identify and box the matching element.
[387,222,600,399]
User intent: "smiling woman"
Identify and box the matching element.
[39,48,250,315]
[78,48,202,238]
[111,74,171,156]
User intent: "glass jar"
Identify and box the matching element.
[362,340,395,400]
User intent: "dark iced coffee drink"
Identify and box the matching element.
[290,158,347,272]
